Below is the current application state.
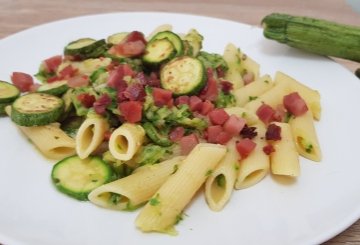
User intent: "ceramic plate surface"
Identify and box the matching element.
[1,12,360,245]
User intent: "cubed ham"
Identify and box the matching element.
[216,131,232,145]
[169,127,185,142]
[256,103,275,124]
[118,101,143,123]
[189,96,203,112]
[208,108,229,125]
[265,123,282,141]
[152,87,173,107]
[236,139,257,158]
[179,134,199,155]
[199,68,218,101]
[200,100,214,115]
[283,92,308,116]
[206,125,223,143]
[43,55,62,73]
[223,115,246,136]
[11,72,34,92]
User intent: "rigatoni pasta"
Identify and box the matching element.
[109,123,145,161]
[269,122,300,177]
[205,139,238,211]
[5,106,75,159]
[16,123,76,159]
[288,110,322,162]
[76,116,109,159]
[233,74,274,106]
[135,143,226,233]
[275,71,321,120]
[235,124,270,189]
[243,81,291,114]
[88,156,184,210]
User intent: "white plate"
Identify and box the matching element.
[1,12,360,245]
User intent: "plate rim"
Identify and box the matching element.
[0,11,359,245]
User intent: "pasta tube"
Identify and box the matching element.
[233,74,274,106]
[109,123,145,161]
[224,107,259,125]
[135,143,226,234]
[17,124,76,159]
[235,124,270,189]
[223,43,244,89]
[88,156,184,210]
[244,81,291,114]
[76,117,109,159]
[289,110,321,162]
[275,71,321,120]
[270,122,300,177]
[205,139,238,211]
[5,106,75,159]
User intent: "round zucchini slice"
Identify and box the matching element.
[142,38,176,66]
[0,80,20,103]
[150,31,184,56]
[64,38,107,59]
[37,80,69,96]
[107,32,129,45]
[51,155,114,201]
[160,56,206,95]
[0,102,11,116]
[11,93,64,126]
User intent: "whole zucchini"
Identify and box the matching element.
[262,13,360,62]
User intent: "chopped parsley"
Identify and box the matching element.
[305,144,313,153]
[109,193,122,205]
[298,137,313,153]
[171,164,179,175]
[248,96,258,101]
[124,201,139,211]
[174,212,188,225]
[216,174,226,188]
[149,193,160,206]
[284,112,293,123]
[205,169,213,177]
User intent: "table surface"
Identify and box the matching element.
[0,0,359,243]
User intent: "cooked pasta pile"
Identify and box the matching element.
[1,24,321,234]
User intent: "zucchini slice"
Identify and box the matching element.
[0,81,20,103]
[11,93,64,126]
[142,38,176,66]
[37,80,69,96]
[51,155,114,201]
[150,31,184,56]
[64,38,108,59]
[0,102,10,116]
[160,56,206,95]
[107,32,129,45]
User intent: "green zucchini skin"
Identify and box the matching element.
[51,155,114,201]
[160,56,206,96]
[64,38,108,59]
[142,38,176,66]
[37,80,69,96]
[262,13,360,62]
[11,93,64,126]
[0,102,10,116]
[150,31,184,56]
[107,32,129,45]
[0,81,20,103]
